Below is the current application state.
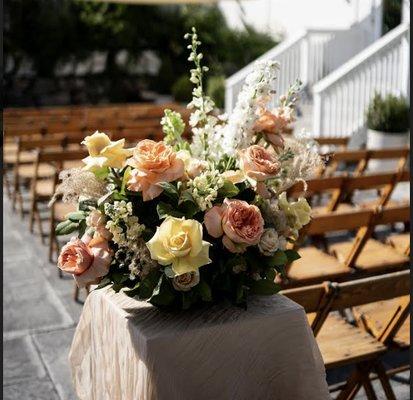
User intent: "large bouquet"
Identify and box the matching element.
[55,28,322,310]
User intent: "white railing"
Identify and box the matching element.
[312,23,410,139]
[224,27,368,113]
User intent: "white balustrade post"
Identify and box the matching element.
[225,82,233,113]
[313,92,322,137]
[402,0,410,23]
[400,30,410,98]
[300,36,310,87]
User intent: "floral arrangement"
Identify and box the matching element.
[54,28,322,310]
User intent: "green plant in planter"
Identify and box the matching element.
[366,93,410,133]
[171,75,193,104]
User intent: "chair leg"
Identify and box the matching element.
[336,369,363,400]
[374,362,396,400]
[34,207,45,244]
[29,198,36,233]
[73,282,80,302]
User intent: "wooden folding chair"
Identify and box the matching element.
[30,148,87,249]
[331,205,410,277]
[333,172,401,213]
[284,209,375,287]
[365,148,410,174]
[12,135,68,217]
[287,176,345,214]
[322,149,368,178]
[282,270,410,400]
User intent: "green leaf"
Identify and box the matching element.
[93,167,110,180]
[265,268,276,281]
[96,277,111,290]
[67,211,86,222]
[149,275,176,306]
[55,220,79,236]
[249,279,280,295]
[139,270,162,299]
[196,280,212,302]
[164,266,176,278]
[157,182,179,203]
[97,191,113,206]
[285,249,301,262]
[218,180,239,198]
[120,166,132,194]
[265,250,288,267]
[79,199,97,211]
[156,202,185,219]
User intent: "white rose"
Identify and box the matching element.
[258,228,286,256]
[172,271,200,292]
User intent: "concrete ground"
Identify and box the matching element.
[2,191,410,400]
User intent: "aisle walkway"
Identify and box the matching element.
[2,195,410,400]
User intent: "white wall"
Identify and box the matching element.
[219,0,383,40]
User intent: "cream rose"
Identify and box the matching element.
[58,234,112,288]
[176,150,208,179]
[278,192,311,231]
[204,199,264,253]
[172,271,200,291]
[258,228,287,256]
[127,140,184,201]
[82,131,132,172]
[146,216,211,276]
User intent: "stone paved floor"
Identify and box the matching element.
[3,191,410,399]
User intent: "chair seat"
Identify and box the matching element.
[17,164,55,179]
[315,314,386,369]
[35,179,55,199]
[63,160,84,169]
[54,202,76,222]
[353,296,410,348]
[4,151,35,165]
[387,233,410,256]
[330,239,409,273]
[287,246,350,284]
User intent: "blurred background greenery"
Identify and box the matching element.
[4,1,277,107]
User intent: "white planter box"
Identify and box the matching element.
[366,129,409,172]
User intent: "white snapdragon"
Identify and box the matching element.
[222,60,279,155]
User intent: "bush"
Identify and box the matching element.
[366,93,410,133]
[207,75,225,110]
[171,75,193,103]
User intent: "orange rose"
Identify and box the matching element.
[204,199,264,253]
[127,140,184,201]
[58,235,112,288]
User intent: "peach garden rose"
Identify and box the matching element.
[204,199,264,253]
[239,145,280,198]
[127,139,185,201]
[58,234,112,288]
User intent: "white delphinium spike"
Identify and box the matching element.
[222,60,279,156]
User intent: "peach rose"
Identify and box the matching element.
[239,145,280,183]
[58,234,112,288]
[204,199,264,253]
[127,140,184,201]
[254,107,290,149]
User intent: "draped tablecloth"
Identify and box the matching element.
[69,287,330,400]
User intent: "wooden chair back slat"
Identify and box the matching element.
[330,271,410,311]
[373,205,410,225]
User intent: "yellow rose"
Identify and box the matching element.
[146,216,211,276]
[278,192,311,230]
[82,131,132,172]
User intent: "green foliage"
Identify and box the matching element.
[206,75,225,110]
[171,75,193,103]
[382,0,402,35]
[366,93,410,133]
[161,109,186,147]
[4,2,277,106]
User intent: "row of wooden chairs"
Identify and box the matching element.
[282,270,410,399]
[288,170,409,214]
[320,147,409,177]
[283,205,410,288]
